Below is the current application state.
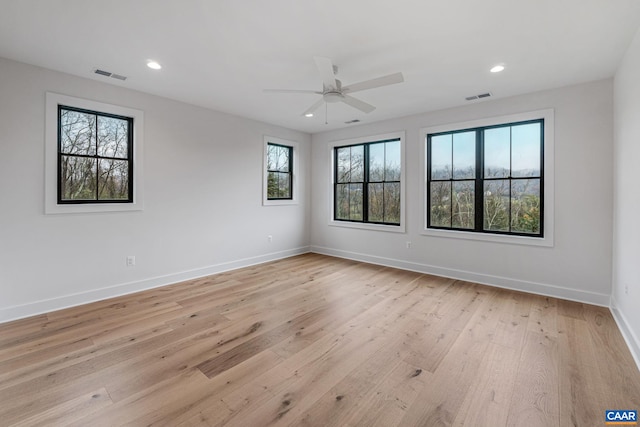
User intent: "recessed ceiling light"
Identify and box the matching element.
[304,113,314,118]
[147,61,162,70]
[490,64,505,73]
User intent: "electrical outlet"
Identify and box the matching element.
[406,241,411,249]
[625,285,629,295]
[126,256,136,267]
[267,235,273,243]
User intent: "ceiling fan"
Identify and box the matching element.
[264,57,404,117]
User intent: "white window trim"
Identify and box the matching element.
[45,92,144,214]
[262,136,299,206]
[419,109,554,247]
[328,131,406,233]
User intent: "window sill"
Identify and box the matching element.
[45,202,143,215]
[421,227,553,247]
[329,220,405,234]
[263,199,298,207]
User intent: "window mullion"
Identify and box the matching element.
[363,143,369,223]
[94,113,99,201]
[475,129,484,232]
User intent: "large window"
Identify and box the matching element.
[334,137,402,226]
[58,105,133,203]
[45,93,144,214]
[427,119,544,237]
[266,143,293,200]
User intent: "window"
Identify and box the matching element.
[45,92,144,214]
[263,136,298,206]
[58,105,133,203]
[332,132,405,230]
[266,143,292,200]
[422,109,554,246]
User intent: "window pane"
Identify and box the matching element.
[511,179,541,234]
[97,115,129,159]
[385,140,401,181]
[337,147,350,183]
[335,183,350,220]
[267,144,290,173]
[484,180,510,231]
[60,155,96,200]
[60,109,96,156]
[368,183,384,222]
[98,159,129,200]
[267,145,277,170]
[511,123,541,177]
[277,146,290,172]
[430,181,451,227]
[278,172,291,198]
[349,183,363,220]
[484,127,510,178]
[383,182,401,224]
[453,131,475,179]
[452,181,474,229]
[267,171,279,199]
[369,143,384,182]
[431,134,452,179]
[350,145,364,182]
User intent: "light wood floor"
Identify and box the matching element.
[1,254,639,426]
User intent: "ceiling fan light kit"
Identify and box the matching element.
[264,56,404,120]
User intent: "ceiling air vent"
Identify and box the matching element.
[94,69,127,81]
[466,92,492,101]
[345,119,361,124]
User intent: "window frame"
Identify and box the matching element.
[262,136,298,206]
[45,92,144,214]
[57,105,134,204]
[420,110,554,247]
[266,142,293,201]
[329,131,406,233]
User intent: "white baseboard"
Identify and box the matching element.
[0,246,311,324]
[610,296,640,372]
[310,245,611,307]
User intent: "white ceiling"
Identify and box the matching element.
[1,0,640,134]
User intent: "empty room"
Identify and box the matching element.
[1,1,640,426]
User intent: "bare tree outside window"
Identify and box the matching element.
[266,143,292,200]
[427,120,543,237]
[58,106,132,203]
[335,139,401,225]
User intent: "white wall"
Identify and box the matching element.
[613,27,640,365]
[311,79,614,305]
[0,57,311,322]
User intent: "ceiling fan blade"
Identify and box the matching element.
[302,98,325,116]
[263,89,322,94]
[342,72,404,94]
[341,95,376,114]
[314,56,337,90]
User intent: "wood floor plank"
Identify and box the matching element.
[1,253,638,426]
[506,331,559,427]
